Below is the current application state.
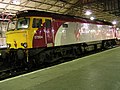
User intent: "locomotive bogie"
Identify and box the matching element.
[6,13,117,49]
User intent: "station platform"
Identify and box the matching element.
[0,47,120,90]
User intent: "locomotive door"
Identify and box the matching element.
[45,19,54,47]
[32,18,46,48]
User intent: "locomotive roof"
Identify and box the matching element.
[16,10,112,25]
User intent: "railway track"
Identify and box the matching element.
[0,66,25,80]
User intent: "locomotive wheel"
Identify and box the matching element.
[1,50,8,60]
[34,53,44,65]
[0,50,9,65]
[103,41,111,49]
[17,49,25,60]
[72,46,82,57]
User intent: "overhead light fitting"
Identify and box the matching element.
[117,28,119,30]
[90,17,95,20]
[112,20,117,25]
[12,0,20,5]
[85,10,92,16]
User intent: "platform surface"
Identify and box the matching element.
[0,47,120,90]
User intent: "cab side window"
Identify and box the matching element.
[32,18,42,28]
[63,24,68,28]
[45,19,51,28]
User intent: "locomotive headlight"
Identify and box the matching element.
[7,44,11,48]
[21,43,27,48]
[23,43,27,48]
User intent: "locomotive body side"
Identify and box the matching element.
[6,16,116,49]
[6,10,116,49]
[116,29,120,39]
[54,21,116,46]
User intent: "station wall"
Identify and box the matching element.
[0,22,8,47]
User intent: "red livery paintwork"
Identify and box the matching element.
[33,21,63,48]
[33,27,46,48]
[52,20,64,36]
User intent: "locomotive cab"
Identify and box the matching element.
[6,16,53,49]
[6,17,30,49]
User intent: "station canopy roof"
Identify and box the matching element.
[0,0,120,26]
